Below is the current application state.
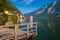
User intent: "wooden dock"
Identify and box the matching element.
[0,22,37,40]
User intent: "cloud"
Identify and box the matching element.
[21,0,34,5]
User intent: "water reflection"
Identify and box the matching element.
[32,15,60,40]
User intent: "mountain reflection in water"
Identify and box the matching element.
[32,21,60,40]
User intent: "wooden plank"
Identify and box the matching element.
[30,16,33,29]
[0,29,35,39]
[14,24,19,40]
[0,22,37,40]
[27,24,29,38]
[0,22,37,28]
[36,23,37,36]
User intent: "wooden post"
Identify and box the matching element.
[27,24,29,38]
[30,16,33,29]
[36,22,37,36]
[14,13,19,40]
[15,24,19,40]
[27,16,33,38]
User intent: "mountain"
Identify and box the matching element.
[25,0,60,40]
[26,0,60,15]
[0,0,22,25]
[25,0,60,36]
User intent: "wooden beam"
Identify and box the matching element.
[15,24,19,40]
[36,22,37,36]
[27,24,29,38]
[30,16,33,29]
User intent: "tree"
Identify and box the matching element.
[0,0,22,25]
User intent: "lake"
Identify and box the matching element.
[32,22,60,40]
[19,19,60,40]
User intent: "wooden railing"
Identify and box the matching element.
[0,16,37,40]
[0,22,37,40]
[20,22,37,38]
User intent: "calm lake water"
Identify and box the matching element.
[32,27,56,40]
[19,21,60,40]
[32,23,60,40]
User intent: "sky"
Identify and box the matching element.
[9,0,57,14]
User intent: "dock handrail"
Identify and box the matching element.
[0,22,37,27]
[20,22,37,38]
[0,22,37,39]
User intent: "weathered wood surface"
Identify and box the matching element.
[0,22,37,40]
[0,28,35,40]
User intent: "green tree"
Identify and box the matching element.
[0,0,22,25]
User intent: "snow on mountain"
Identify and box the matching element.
[48,1,56,14]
